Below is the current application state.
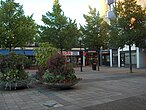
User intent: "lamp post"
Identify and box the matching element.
[78,37,83,72]
[100,46,103,66]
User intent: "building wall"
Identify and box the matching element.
[122,45,137,51]
[105,0,146,68]
[105,0,146,21]
[139,49,146,68]
[125,51,137,65]
[110,47,146,68]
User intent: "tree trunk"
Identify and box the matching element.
[97,51,100,71]
[129,45,132,73]
[9,45,12,52]
[60,48,63,55]
[60,38,63,55]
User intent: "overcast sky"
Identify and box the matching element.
[14,0,102,25]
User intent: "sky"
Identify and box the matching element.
[14,0,105,26]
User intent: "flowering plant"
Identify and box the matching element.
[0,70,28,81]
[43,53,81,83]
[0,52,29,90]
[34,42,58,81]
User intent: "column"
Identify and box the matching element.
[83,56,85,66]
[136,47,140,68]
[100,47,103,66]
[118,48,121,67]
[110,49,113,67]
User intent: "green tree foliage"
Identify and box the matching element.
[34,42,58,81]
[114,0,146,47]
[109,0,146,72]
[40,0,79,52]
[108,19,126,48]
[80,6,109,71]
[0,0,37,51]
[80,6,109,50]
[34,42,58,68]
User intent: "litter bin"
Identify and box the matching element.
[92,63,96,70]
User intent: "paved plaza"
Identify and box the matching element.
[0,66,146,110]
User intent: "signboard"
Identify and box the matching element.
[87,51,97,53]
[62,51,72,55]
[62,51,79,56]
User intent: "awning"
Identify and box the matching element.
[0,50,9,55]
[24,50,34,56]
[13,50,24,55]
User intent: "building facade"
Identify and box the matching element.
[106,0,146,22]
[105,0,146,68]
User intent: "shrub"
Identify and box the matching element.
[34,42,58,81]
[0,52,30,90]
[43,53,81,83]
[0,52,30,72]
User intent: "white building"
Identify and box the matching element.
[106,0,146,68]
[109,45,146,68]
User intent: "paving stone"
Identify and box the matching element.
[1,67,146,110]
[29,103,42,108]
[43,100,63,108]
[0,107,8,110]
[49,107,65,110]
[84,96,146,110]
[0,104,8,110]
[20,109,32,110]
[63,105,82,110]
[8,106,20,110]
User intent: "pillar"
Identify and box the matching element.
[118,48,121,67]
[110,49,113,67]
[83,56,85,66]
[136,47,140,68]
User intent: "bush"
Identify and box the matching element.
[34,42,58,81]
[0,52,29,90]
[0,52,30,72]
[43,53,81,83]
[0,69,28,81]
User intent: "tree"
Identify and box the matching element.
[40,0,79,53]
[109,0,146,73]
[0,0,37,51]
[34,42,58,81]
[80,6,109,71]
[108,20,125,49]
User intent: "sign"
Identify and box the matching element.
[72,51,79,56]
[62,51,72,56]
[62,51,80,56]
[87,51,97,53]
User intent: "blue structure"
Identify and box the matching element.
[0,49,35,64]
[0,49,9,55]
[0,49,34,56]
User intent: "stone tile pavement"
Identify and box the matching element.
[0,66,146,110]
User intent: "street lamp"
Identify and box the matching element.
[78,37,83,72]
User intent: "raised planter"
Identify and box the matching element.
[44,79,81,89]
[0,80,29,90]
